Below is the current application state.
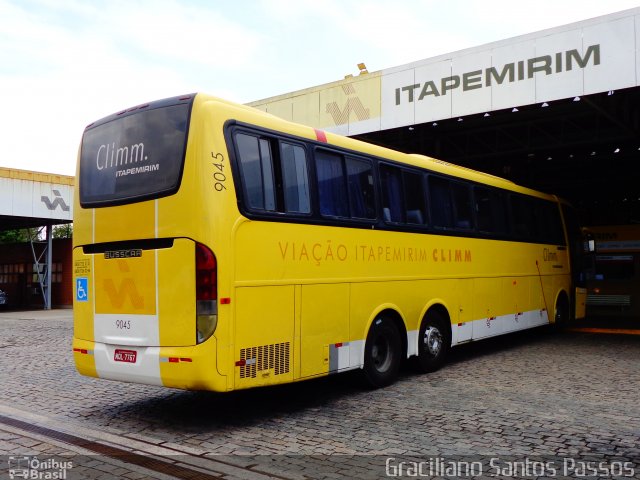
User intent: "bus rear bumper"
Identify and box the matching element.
[72,337,227,392]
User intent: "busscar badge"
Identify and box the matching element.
[104,249,143,259]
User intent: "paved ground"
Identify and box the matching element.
[0,309,639,479]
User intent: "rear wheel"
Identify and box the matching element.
[416,311,450,373]
[362,316,402,388]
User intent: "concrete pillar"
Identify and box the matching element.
[46,224,52,310]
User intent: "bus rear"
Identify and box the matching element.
[72,94,231,391]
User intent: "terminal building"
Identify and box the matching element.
[1,7,639,311]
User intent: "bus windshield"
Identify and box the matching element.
[79,97,192,207]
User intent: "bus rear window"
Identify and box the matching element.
[79,100,191,207]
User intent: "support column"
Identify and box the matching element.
[45,224,52,310]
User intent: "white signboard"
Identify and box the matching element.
[380,10,639,130]
[0,176,73,221]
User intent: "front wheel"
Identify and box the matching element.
[416,311,450,373]
[362,317,402,388]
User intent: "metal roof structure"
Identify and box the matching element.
[0,167,74,231]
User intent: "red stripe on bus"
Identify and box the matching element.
[314,129,327,143]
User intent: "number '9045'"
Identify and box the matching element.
[116,319,131,330]
[211,152,226,191]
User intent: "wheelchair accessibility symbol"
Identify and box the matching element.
[76,277,88,302]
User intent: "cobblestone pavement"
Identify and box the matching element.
[0,310,639,479]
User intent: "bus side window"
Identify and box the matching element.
[380,165,403,223]
[316,150,349,217]
[346,157,376,219]
[380,165,427,226]
[548,205,565,245]
[534,201,565,245]
[475,186,508,235]
[429,176,453,229]
[403,171,427,225]
[510,194,535,240]
[235,133,276,211]
[451,182,474,230]
[280,142,310,214]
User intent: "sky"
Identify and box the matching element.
[1,0,639,176]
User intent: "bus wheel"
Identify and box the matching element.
[362,316,402,388]
[416,311,450,373]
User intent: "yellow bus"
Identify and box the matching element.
[72,93,586,391]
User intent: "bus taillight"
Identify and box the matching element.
[196,243,218,344]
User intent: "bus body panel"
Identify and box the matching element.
[157,339,227,391]
[157,239,197,345]
[73,247,94,342]
[93,247,157,319]
[233,286,295,389]
[95,201,155,243]
[300,283,350,378]
[73,238,196,348]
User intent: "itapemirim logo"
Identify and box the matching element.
[40,190,70,212]
[325,84,371,126]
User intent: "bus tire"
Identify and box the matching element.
[416,311,450,373]
[362,316,402,388]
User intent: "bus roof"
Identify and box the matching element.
[199,93,559,202]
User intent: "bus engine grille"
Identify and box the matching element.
[239,342,290,378]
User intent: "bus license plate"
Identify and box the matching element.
[114,349,137,363]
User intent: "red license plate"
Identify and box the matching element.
[114,349,137,363]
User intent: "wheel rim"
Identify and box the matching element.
[423,326,442,357]
[371,335,392,372]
